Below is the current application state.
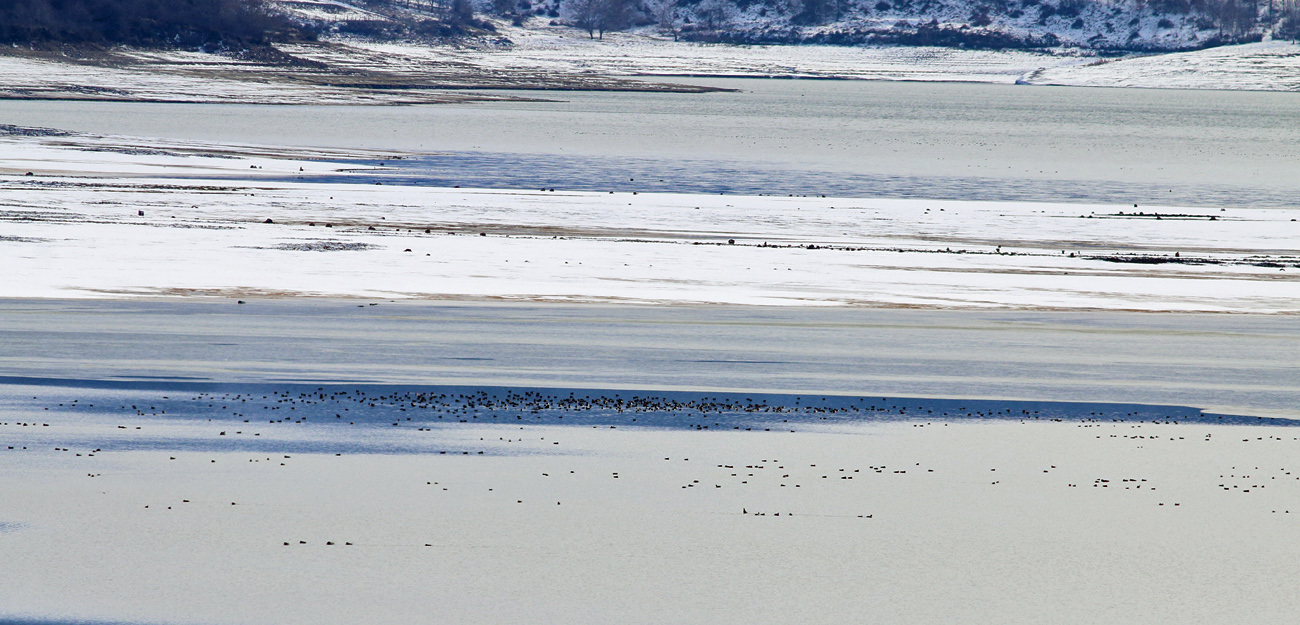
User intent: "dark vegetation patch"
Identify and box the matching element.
[1090,254,1300,268]
[0,124,74,138]
[0,0,315,47]
[260,240,379,251]
[1105,211,1223,219]
[686,20,1266,51]
[19,381,1294,437]
[684,22,1066,49]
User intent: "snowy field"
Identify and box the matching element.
[0,49,539,105]
[0,37,1079,106]
[2,131,1298,311]
[5,28,1300,106]
[339,28,1082,83]
[1025,40,1300,91]
[319,31,1300,92]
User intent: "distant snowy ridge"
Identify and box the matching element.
[273,0,1300,51]
[623,0,1288,51]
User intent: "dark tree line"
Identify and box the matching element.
[1283,0,1300,37]
[0,0,310,46]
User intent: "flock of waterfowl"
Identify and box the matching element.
[4,384,1300,545]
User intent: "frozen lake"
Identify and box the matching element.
[2,79,1297,410]
[1,300,1295,419]
[2,297,1297,625]
[3,299,1299,625]
[3,79,1300,206]
[4,77,1300,625]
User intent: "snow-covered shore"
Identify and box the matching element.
[0,47,533,105]
[369,28,1300,91]
[339,29,1082,83]
[4,28,1300,107]
[0,40,715,106]
[2,131,1297,311]
[1024,40,1300,90]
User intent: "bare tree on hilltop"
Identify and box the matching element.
[1280,0,1300,37]
[562,0,634,38]
[648,0,683,40]
[694,0,734,32]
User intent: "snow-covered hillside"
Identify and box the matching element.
[1025,39,1300,88]
[637,0,1271,51]
[271,0,1297,52]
